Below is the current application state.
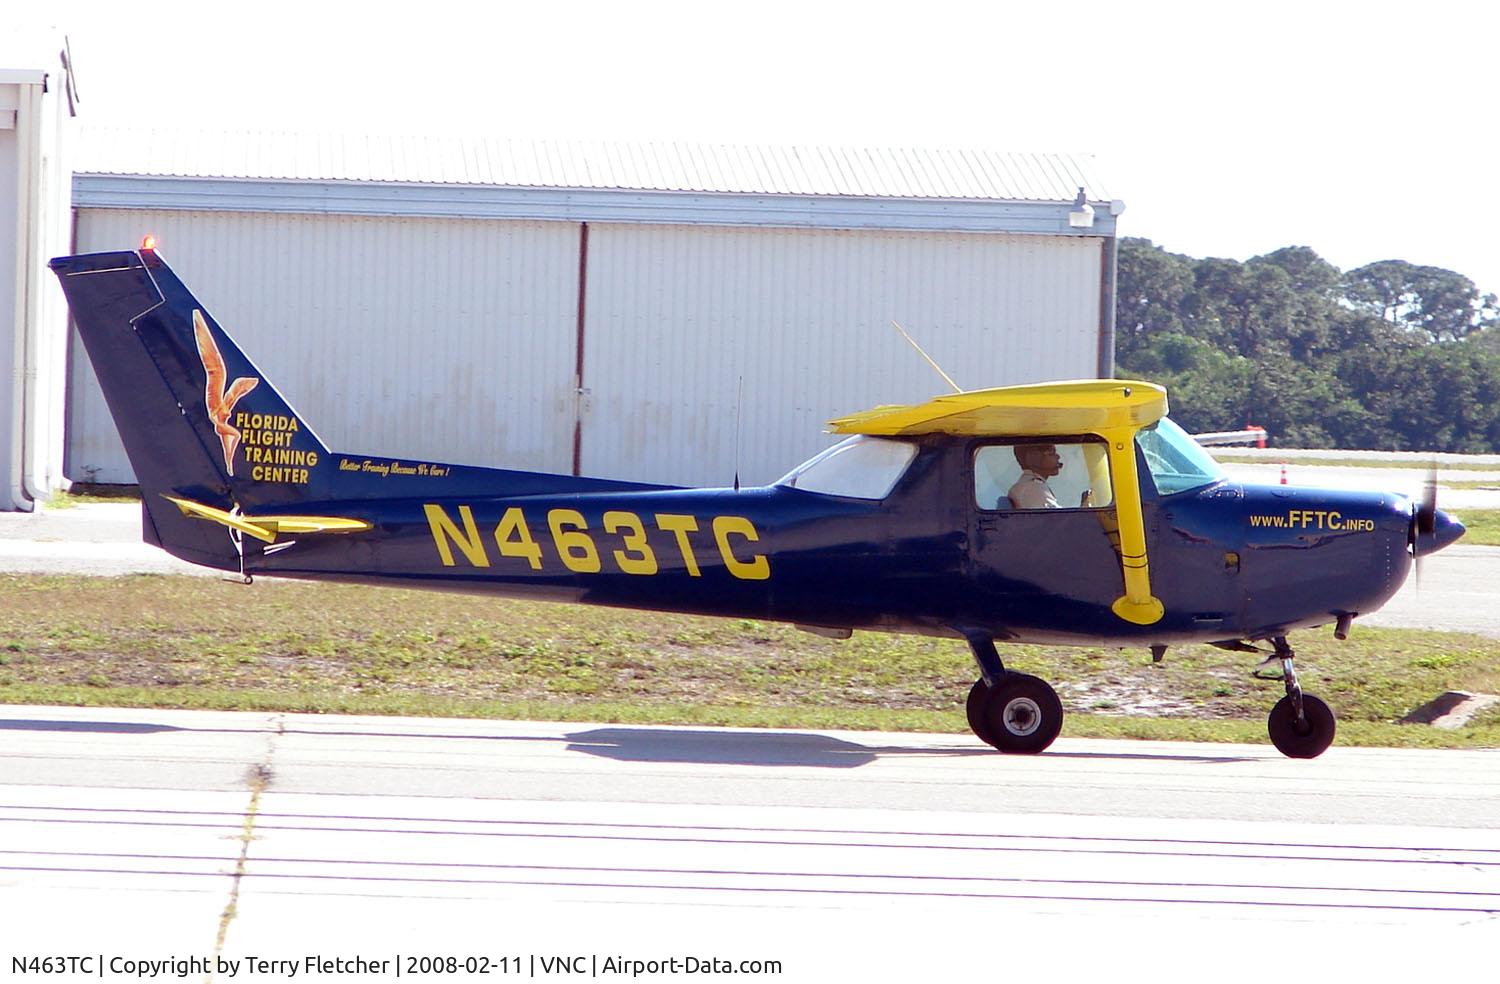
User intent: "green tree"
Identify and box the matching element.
[1115,239,1500,452]
[1249,247,1343,360]
[1114,238,1195,363]
[1256,246,1340,294]
[1340,343,1500,451]
[1343,260,1498,342]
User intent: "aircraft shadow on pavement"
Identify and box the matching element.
[565,727,897,768]
[563,727,1260,767]
[0,718,184,734]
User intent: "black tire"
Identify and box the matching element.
[981,673,1064,754]
[967,679,998,747]
[1267,693,1337,759]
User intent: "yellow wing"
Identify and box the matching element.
[829,379,1167,437]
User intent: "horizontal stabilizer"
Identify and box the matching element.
[164,495,372,544]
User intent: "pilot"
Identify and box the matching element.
[1008,444,1063,509]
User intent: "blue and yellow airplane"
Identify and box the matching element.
[50,245,1465,758]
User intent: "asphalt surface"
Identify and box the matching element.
[2,707,1497,981]
[0,501,205,576]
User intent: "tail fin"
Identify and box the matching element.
[50,248,332,569]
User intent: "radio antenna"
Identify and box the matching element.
[892,320,962,393]
[733,375,744,491]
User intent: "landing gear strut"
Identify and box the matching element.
[1264,635,1337,758]
[964,634,1064,754]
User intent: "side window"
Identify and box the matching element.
[780,436,917,500]
[973,441,1115,511]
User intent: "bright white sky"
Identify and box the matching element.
[25,0,1500,297]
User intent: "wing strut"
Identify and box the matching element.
[1101,427,1163,625]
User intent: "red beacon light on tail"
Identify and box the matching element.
[140,235,158,252]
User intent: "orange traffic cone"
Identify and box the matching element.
[1279,463,1288,485]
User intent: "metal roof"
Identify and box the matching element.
[76,127,1112,203]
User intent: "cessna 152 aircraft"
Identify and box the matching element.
[50,245,1466,758]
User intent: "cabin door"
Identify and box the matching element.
[965,439,1139,636]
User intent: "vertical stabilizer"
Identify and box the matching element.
[50,248,332,568]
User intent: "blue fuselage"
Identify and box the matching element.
[246,440,1438,647]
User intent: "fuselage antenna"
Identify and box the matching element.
[892,320,962,393]
[733,375,744,491]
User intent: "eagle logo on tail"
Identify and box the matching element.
[192,310,259,475]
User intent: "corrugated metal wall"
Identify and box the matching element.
[70,211,1102,488]
[581,224,1101,486]
[71,209,581,483]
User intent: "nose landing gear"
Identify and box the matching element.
[1264,636,1337,758]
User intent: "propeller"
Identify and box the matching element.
[1410,462,1439,587]
[1417,463,1439,537]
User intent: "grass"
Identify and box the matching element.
[1452,508,1500,546]
[46,486,142,508]
[0,574,1496,749]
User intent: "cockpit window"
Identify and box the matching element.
[778,436,917,500]
[1136,417,1226,495]
[974,440,1115,510]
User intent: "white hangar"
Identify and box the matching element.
[65,128,1124,491]
[0,36,76,512]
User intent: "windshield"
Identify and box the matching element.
[1135,417,1226,495]
[778,436,917,500]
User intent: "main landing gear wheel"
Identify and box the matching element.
[970,674,1064,754]
[966,679,997,747]
[1267,693,1336,759]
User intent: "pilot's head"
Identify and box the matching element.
[1014,443,1063,477]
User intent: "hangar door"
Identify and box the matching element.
[69,209,582,484]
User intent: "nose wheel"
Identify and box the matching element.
[1268,693,1336,758]
[1263,636,1337,758]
